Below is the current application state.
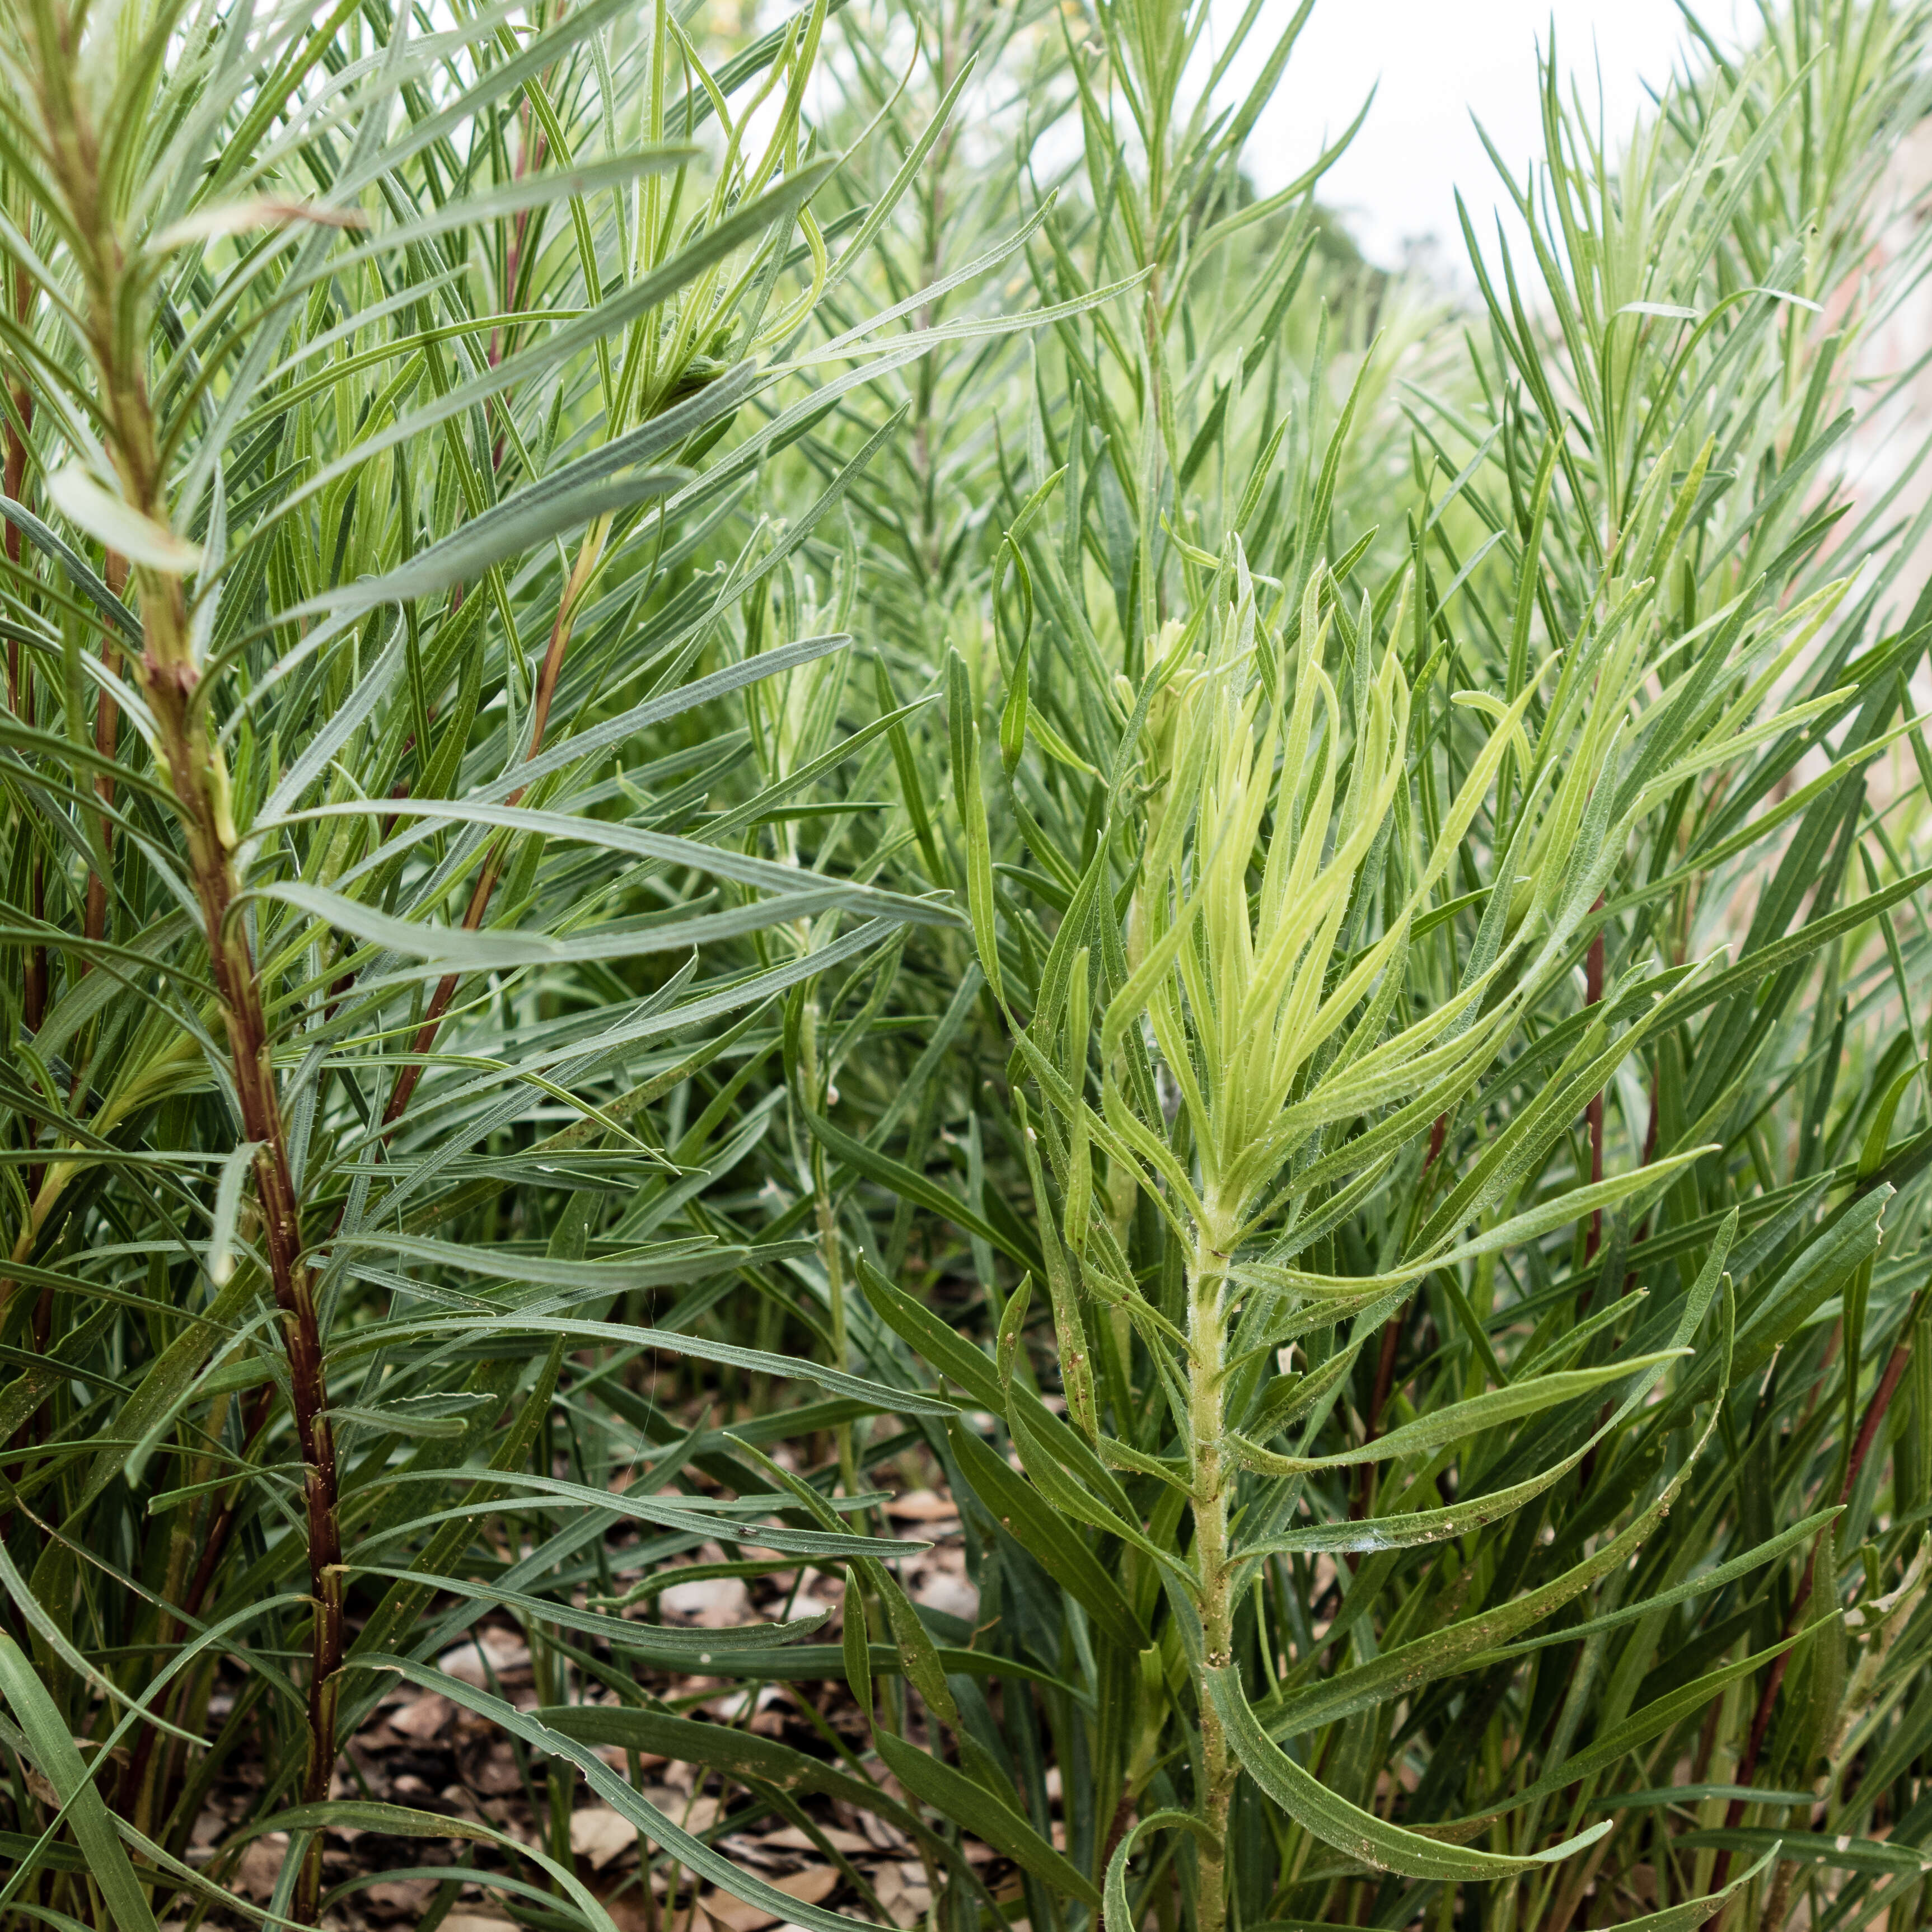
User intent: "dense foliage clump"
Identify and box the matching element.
[1,1,1931,1929]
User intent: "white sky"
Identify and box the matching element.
[1238,0,1743,272]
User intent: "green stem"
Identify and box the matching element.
[797,989,857,1493]
[1189,1201,1236,1932]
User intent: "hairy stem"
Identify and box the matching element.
[139,597,342,1918]
[26,10,343,1901]
[1189,1203,1236,1932]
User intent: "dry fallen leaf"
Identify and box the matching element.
[639,1789,721,1833]
[591,1738,667,1770]
[700,1862,840,1932]
[883,1489,958,1522]
[857,1811,910,1851]
[437,1631,532,1686]
[234,1833,287,1902]
[909,1566,979,1620]
[472,1742,522,1795]
[758,1823,872,1854]
[658,1574,754,1625]
[570,1805,638,1871]
[602,1897,659,1932]
[389,1692,455,1741]
[871,1862,934,1928]
[366,1877,439,1912]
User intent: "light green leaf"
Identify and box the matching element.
[1229,1351,1687,1475]
[1207,1663,1611,1878]
[206,1140,261,1287]
[46,464,202,573]
[1105,1809,1219,1932]
[0,1636,161,1932]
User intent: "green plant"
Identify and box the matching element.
[757,5,1932,1930]
[1,0,1930,1929]
[0,0,1057,1921]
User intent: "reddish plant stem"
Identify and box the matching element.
[1569,901,1618,1491]
[349,62,545,1086]
[24,849,46,1038]
[1348,1112,1452,1548]
[91,267,340,1925]
[380,594,579,1130]
[1577,1072,1664,1500]
[1364,1318,1404,1467]
[380,77,573,1134]
[1711,1310,1918,1893]
[1100,1791,1136,1887]
[1691,1690,1726,1786]
[22,30,340,1917]
[182,1391,278,1631]
[23,851,49,1442]
[487,105,548,470]
[144,648,343,1918]
[4,290,54,1402]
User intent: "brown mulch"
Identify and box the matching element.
[177,1475,990,1931]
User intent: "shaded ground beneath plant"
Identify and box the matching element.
[185,1472,1003,1931]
